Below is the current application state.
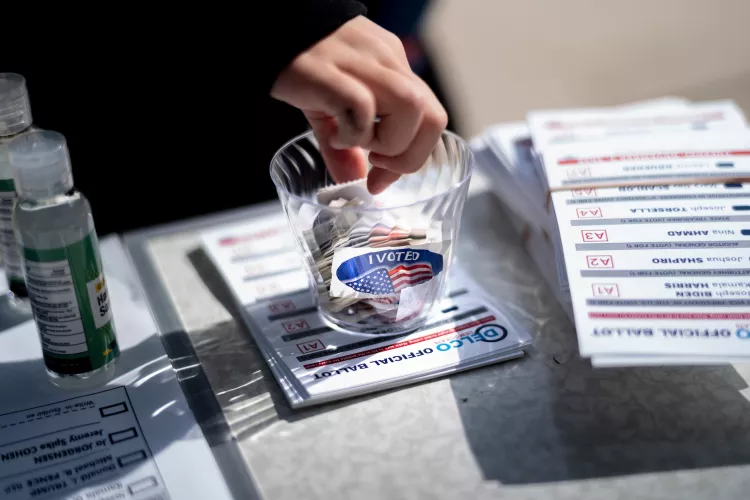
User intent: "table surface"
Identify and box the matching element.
[124,176,750,500]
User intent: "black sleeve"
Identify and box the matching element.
[259,0,367,93]
[2,3,367,234]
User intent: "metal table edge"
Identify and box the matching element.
[121,202,282,500]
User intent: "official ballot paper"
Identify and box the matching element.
[0,238,232,500]
[474,98,750,367]
[201,213,531,408]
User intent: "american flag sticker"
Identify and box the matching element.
[333,247,444,297]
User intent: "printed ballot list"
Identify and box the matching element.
[536,102,750,359]
[473,98,750,365]
[0,387,165,500]
[201,213,531,407]
[0,238,233,500]
[245,273,526,403]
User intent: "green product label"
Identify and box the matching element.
[0,179,15,192]
[23,232,119,375]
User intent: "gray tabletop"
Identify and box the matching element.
[123,177,750,500]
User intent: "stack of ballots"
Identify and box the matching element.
[201,211,531,408]
[472,97,750,367]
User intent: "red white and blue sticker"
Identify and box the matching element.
[330,242,446,299]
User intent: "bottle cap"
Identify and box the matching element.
[0,74,32,137]
[9,131,74,198]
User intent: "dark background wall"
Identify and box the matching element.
[3,1,450,236]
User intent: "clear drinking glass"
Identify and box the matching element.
[270,131,473,335]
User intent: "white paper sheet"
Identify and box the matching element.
[476,97,750,366]
[543,132,750,358]
[527,99,745,151]
[0,237,232,500]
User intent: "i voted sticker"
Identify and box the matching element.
[330,242,446,298]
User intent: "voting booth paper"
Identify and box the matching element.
[0,238,232,500]
[200,213,531,408]
[474,98,750,367]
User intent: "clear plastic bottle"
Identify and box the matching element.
[9,131,119,389]
[0,73,35,297]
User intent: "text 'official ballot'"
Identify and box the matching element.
[472,98,750,367]
[201,214,531,408]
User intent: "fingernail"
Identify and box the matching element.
[367,171,394,195]
[368,177,387,194]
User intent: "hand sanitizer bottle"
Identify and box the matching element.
[0,74,35,297]
[9,131,119,388]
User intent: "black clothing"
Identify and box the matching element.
[5,1,366,234]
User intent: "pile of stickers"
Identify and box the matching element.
[304,179,438,327]
[473,98,750,367]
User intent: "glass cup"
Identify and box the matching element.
[270,130,473,335]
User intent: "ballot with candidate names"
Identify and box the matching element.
[474,98,750,366]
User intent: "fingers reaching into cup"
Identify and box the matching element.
[271,16,448,194]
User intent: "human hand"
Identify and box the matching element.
[271,16,448,194]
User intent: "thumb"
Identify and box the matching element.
[305,111,368,184]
